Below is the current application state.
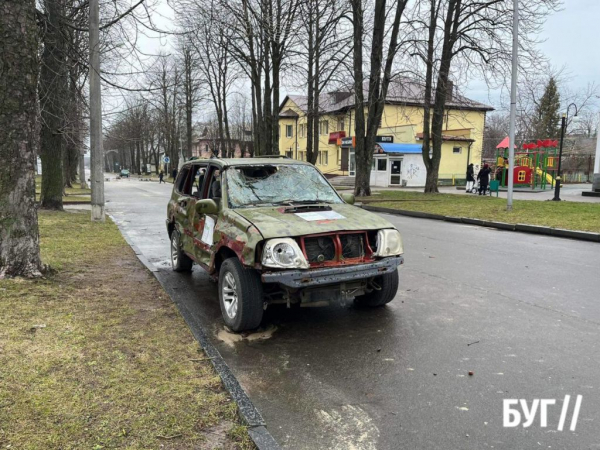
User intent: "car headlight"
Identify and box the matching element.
[262,238,309,269]
[374,229,403,257]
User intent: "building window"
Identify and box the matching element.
[286,125,293,138]
[320,120,329,135]
[377,158,387,171]
[518,170,526,182]
[453,146,462,154]
[338,118,344,131]
[299,124,305,138]
[299,151,305,161]
[286,150,293,159]
[317,151,328,166]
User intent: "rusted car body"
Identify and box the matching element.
[167,157,404,331]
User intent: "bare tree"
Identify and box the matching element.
[350,0,409,196]
[299,0,352,165]
[413,0,559,192]
[0,0,45,278]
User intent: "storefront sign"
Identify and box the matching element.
[339,136,355,147]
[376,135,394,143]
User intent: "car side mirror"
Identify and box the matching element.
[341,193,355,205]
[195,199,219,215]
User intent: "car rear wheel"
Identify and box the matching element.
[219,257,264,332]
[355,269,399,307]
[171,229,193,272]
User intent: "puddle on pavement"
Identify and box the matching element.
[216,324,277,347]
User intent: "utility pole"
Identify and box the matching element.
[506,0,518,211]
[593,112,600,191]
[552,115,567,201]
[89,0,105,221]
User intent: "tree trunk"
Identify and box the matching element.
[306,6,315,163]
[39,0,67,210]
[351,0,367,196]
[0,0,44,278]
[79,149,87,188]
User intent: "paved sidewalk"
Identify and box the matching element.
[373,183,600,203]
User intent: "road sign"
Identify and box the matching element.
[162,156,170,163]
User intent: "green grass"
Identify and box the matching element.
[0,211,253,450]
[364,190,600,233]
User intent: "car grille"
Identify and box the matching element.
[340,234,365,259]
[300,232,373,265]
[304,236,336,263]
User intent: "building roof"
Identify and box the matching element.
[282,78,494,115]
[279,108,299,118]
[376,143,423,154]
[496,136,517,149]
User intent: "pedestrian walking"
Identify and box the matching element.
[466,163,475,193]
[159,170,164,184]
[172,168,178,180]
[477,163,491,195]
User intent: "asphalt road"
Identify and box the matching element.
[105,177,600,450]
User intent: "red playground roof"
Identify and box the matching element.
[496,136,517,149]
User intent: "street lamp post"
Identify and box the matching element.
[552,103,578,201]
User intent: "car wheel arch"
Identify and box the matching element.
[213,246,239,274]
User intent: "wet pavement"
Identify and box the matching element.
[104,177,600,450]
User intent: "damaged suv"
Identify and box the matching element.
[166,157,404,331]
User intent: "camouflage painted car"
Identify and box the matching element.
[166,157,404,331]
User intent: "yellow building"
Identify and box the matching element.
[278,79,493,187]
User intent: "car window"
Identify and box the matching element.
[175,167,190,194]
[190,165,207,198]
[226,164,342,208]
[206,167,222,200]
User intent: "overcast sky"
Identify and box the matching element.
[140,0,599,114]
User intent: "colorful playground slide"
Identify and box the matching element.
[536,167,555,187]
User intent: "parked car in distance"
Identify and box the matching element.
[120,169,130,178]
[166,157,404,331]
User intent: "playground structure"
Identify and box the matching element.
[495,137,559,190]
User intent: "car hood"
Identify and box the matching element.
[233,203,395,239]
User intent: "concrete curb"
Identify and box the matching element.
[362,205,600,243]
[107,213,281,450]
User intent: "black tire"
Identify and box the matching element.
[218,257,264,332]
[171,229,193,272]
[355,269,399,307]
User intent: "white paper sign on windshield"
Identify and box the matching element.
[295,211,346,221]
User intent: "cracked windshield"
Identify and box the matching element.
[226,164,342,207]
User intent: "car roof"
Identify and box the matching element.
[181,157,313,169]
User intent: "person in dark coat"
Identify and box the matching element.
[172,168,178,180]
[477,163,491,195]
[466,163,475,193]
[159,170,164,184]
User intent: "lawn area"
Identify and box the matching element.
[363,190,600,233]
[0,211,252,449]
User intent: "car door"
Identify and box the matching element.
[191,164,221,267]
[173,165,198,256]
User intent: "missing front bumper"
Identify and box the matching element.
[261,256,403,289]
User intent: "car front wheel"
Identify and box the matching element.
[171,229,193,272]
[355,269,399,307]
[219,257,264,332]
